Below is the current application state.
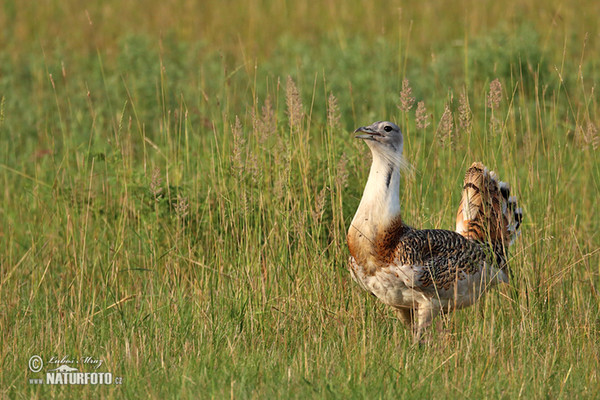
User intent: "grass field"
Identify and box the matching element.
[1,1,599,398]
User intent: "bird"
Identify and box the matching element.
[347,121,523,342]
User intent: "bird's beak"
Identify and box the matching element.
[354,126,381,140]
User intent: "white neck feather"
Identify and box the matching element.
[349,150,402,241]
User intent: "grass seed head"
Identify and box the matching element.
[437,103,454,145]
[175,195,189,219]
[327,92,341,130]
[253,95,277,144]
[578,120,600,149]
[399,79,416,112]
[312,185,328,224]
[487,78,502,110]
[335,153,349,189]
[150,166,163,200]
[458,89,472,134]
[232,115,245,176]
[286,76,304,131]
[415,101,431,129]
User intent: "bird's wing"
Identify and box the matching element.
[391,229,490,293]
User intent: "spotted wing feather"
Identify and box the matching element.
[456,162,523,248]
[391,228,498,292]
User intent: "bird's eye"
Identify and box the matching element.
[384,125,393,132]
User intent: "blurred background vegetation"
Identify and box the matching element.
[1,0,599,398]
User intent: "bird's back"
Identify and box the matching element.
[349,225,507,311]
[392,227,507,292]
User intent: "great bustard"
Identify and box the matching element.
[347,121,522,341]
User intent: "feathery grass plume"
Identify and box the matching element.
[262,95,276,135]
[487,78,502,134]
[286,76,304,131]
[577,120,600,149]
[149,166,163,201]
[458,88,472,134]
[487,78,502,109]
[587,121,599,149]
[398,79,416,112]
[247,152,262,185]
[437,103,454,145]
[175,194,189,219]
[312,185,328,225]
[237,111,261,185]
[415,101,430,129]
[274,167,286,202]
[327,92,341,130]
[231,115,245,177]
[253,96,276,145]
[273,133,290,202]
[335,153,349,189]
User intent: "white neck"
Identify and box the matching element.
[349,150,402,242]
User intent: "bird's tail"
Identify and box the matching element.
[456,162,523,248]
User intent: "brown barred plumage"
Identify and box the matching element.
[456,162,522,248]
[347,121,523,342]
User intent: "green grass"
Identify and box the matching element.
[1,1,599,398]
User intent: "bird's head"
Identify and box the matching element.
[354,121,403,161]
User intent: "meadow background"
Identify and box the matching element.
[1,0,599,398]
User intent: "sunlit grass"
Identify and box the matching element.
[1,1,599,398]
